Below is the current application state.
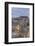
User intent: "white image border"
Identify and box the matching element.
[8,4,33,42]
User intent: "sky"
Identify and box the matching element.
[12,7,29,18]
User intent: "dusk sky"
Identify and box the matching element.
[12,7,29,18]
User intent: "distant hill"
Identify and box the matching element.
[12,16,29,20]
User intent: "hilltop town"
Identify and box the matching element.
[12,16,29,38]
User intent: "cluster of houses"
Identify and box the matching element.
[12,16,29,38]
